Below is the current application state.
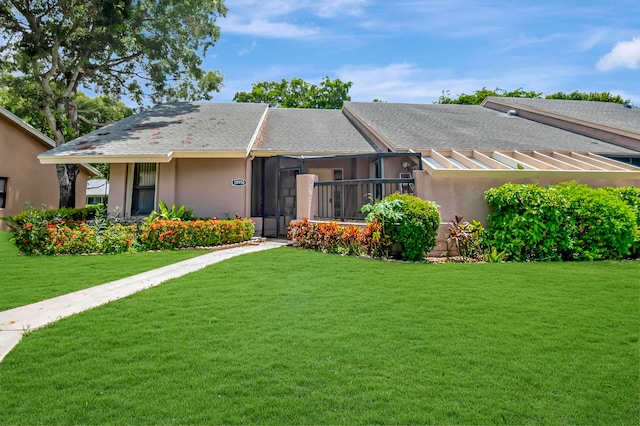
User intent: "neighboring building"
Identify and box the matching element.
[0,107,98,230]
[38,100,640,239]
[86,179,109,205]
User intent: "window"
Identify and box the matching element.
[131,164,156,215]
[0,178,6,209]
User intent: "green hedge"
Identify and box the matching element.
[11,208,255,256]
[485,182,639,261]
[11,206,99,227]
[139,218,255,250]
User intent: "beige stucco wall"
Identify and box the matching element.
[108,158,250,219]
[174,158,248,218]
[296,174,318,220]
[413,170,640,226]
[107,163,128,217]
[0,117,91,230]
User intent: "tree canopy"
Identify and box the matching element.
[1,78,133,178]
[545,91,630,104]
[233,77,352,109]
[1,75,133,140]
[0,0,227,207]
[436,87,630,105]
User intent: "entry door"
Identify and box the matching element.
[278,168,299,236]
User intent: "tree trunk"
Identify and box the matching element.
[57,164,79,208]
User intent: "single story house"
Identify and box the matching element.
[0,107,98,230]
[38,99,640,240]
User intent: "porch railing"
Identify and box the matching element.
[315,178,414,221]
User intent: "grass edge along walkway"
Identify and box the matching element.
[0,230,221,311]
[0,240,286,363]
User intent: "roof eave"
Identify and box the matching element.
[39,153,174,164]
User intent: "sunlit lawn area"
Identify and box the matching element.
[0,230,211,311]
[0,247,638,424]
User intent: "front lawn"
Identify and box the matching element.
[0,230,211,311]
[0,248,638,424]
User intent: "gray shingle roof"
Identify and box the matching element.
[254,108,377,154]
[343,102,637,154]
[492,97,640,134]
[39,102,268,160]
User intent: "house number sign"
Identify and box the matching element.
[232,178,247,186]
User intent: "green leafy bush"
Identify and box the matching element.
[11,206,99,227]
[552,182,636,260]
[362,194,440,261]
[147,201,196,221]
[484,183,571,261]
[605,186,640,257]
[485,182,638,261]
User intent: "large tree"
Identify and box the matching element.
[0,79,133,177]
[0,0,226,207]
[437,87,630,105]
[233,77,352,109]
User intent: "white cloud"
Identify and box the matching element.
[315,0,368,18]
[221,16,321,39]
[336,63,479,103]
[238,40,257,56]
[576,29,606,52]
[335,62,604,104]
[596,37,640,71]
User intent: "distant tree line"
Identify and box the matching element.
[436,87,630,105]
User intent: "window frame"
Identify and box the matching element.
[126,163,158,216]
[0,177,7,209]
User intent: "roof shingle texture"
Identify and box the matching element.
[493,97,640,134]
[254,108,377,154]
[40,102,268,159]
[344,102,637,154]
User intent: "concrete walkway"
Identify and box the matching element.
[0,240,287,363]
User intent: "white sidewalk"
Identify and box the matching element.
[0,240,287,362]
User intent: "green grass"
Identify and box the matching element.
[0,230,211,311]
[0,248,638,425]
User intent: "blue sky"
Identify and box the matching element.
[206,0,640,105]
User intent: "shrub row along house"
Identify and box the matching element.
[34,98,640,247]
[0,107,98,230]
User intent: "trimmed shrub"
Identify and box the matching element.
[288,217,382,257]
[484,183,571,261]
[605,186,640,257]
[485,182,638,261]
[552,182,636,260]
[362,193,440,261]
[11,206,99,227]
[11,207,255,255]
[139,218,255,251]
